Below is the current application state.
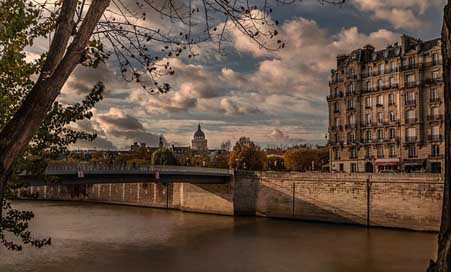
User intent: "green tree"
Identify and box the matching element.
[151,148,177,166]
[0,1,103,250]
[229,137,266,171]
[284,148,320,172]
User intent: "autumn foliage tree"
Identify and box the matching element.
[228,137,266,171]
[284,147,320,171]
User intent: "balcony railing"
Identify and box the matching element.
[430,97,441,103]
[427,114,443,121]
[327,92,344,100]
[405,81,417,88]
[405,136,417,143]
[385,67,400,74]
[423,78,443,85]
[406,117,417,124]
[428,135,443,142]
[405,100,416,106]
[421,60,442,68]
[401,64,416,71]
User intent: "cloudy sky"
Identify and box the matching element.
[55,0,446,150]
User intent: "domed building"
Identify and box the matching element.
[192,124,208,152]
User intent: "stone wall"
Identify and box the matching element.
[235,172,443,231]
[18,172,444,231]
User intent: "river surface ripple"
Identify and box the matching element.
[0,201,437,272]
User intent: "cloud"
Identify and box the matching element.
[71,108,163,149]
[268,129,304,144]
[351,0,445,30]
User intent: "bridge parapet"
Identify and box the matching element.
[45,164,233,176]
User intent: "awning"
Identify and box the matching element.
[375,158,400,165]
[403,159,425,166]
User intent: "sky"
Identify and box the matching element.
[53,0,447,150]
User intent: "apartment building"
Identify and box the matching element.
[327,35,444,173]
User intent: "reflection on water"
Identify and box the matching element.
[0,201,437,272]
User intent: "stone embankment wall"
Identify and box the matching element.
[243,172,443,231]
[18,172,443,231]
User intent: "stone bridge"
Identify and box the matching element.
[19,164,233,185]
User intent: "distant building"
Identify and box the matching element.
[327,35,444,174]
[191,124,208,152]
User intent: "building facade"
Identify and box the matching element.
[327,35,444,174]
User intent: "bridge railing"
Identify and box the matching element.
[44,164,233,176]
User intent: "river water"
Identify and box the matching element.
[0,201,437,272]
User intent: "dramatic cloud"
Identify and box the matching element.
[268,129,304,144]
[54,2,443,149]
[352,0,445,30]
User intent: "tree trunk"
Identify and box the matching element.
[0,0,110,223]
[432,2,451,271]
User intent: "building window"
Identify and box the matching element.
[431,88,439,102]
[389,111,395,122]
[377,129,384,141]
[334,148,341,160]
[408,57,415,68]
[367,81,372,91]
[388,93,395,105]
[335,118,340,127]
[389,77,395,87]
[347,99,354,110]
[377,112,383,123]
[390,61,397,72]
[350,147,357,159]
[350,163,357,173]
[348,114,355,125]
[406,74,415,87]
[334,102,340,112]
[348,83,354,94]
[432,53,439,65]
[348,132,355,143]
[335,87,340,96]
[368,66,373,76]
[366,113,372,125]
[432,70,439,80]
[389,145,396,158]
[432,145,440,157]
[431,125,440,141]
[389,128,396,140]
[406,109,416,123]
[366,130,372,142]
[406,91,416,104]
[365,146,372,158]
[377,79,383,90]
[377,146,384,158]
[431,107,439,118]
[365,97,372,108]
[376,95,383,106]
[408,146,417,158]
[339,163,344,172]
[378,63,384,74]
[407,127,416,143]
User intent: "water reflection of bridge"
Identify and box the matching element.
[20,164,233,185]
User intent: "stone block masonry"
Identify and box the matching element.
[18,172,444,232]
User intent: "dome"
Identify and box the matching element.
[194,124,205,138]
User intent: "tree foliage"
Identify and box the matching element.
[0,0,104,251]
[151,148,177,166]
[229,137,266,171]
[284,147,322,172]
